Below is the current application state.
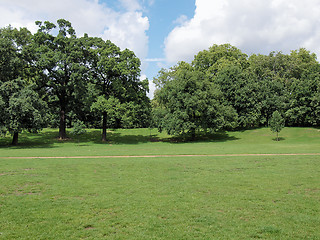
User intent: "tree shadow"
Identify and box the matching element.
[0,129,240,149]
[0,131,59,149]
[160,131,239,144]
[272,137,285,141]
[92,132,155,145]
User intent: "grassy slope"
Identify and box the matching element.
[0,127,319,157]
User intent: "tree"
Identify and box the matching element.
[248,53,289,125]
[91,96,123,141]
[0,79,47,145]
[0,26,46,145]
[284,50,320,127]
[33,19,88,139]
[192,44,256,128]
[193,44,248,75]
[153,61,237,140]
[214,64,262,128]
[269,111,285,141]
[86,36,149,141]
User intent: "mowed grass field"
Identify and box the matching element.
[0,128,319,239]
[0,127,319,157]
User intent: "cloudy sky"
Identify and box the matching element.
[1,0,320,97]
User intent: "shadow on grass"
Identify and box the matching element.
[0,131,58,149]
[272,137,286,141]
[0,129,239,149]
[161,131,239,144]
[74,130,155,145]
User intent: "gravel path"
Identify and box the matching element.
[1,153,320,159]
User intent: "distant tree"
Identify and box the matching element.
[121,101,151,129]
[214,64,262,128]
[153,61,237,140]
[285,50,320,127]
[192,43,248,75]
[91,96,123,141]
[269,111,285,141]
[248,53,289,125]
[192,44,258,128]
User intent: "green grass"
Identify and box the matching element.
[0,156,319,239]
[0,127,319,157]
[0,128,319,239]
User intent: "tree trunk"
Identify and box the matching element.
[190,128,196,141]
[102,112,107,142]
[59,105,67,140]
[277,132,279,141]
[12,132,19,145]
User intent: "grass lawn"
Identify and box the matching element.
[0,127,319,157]
[0,128,319,239]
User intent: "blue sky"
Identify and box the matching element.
[1,0,320,98]
[143,0,195,82]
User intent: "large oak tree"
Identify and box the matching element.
[33,19,88,139]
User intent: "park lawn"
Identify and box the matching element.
[0,155,319,239]
[0,127,320,157]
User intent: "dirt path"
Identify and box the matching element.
[1,153,320,159]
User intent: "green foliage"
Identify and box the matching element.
[3,20,320,141]
[0,79,47,144]
[121,101,151,128]
[86,36,150,137]
[0,26,33,83]
[33,19,89,139]
[0,26,47,145]
[214,65,262,128]
[70,120,87,135]
[91,96,123,123]
[157,44,320,129]
[153,61,237,139]
[269,111,285,141]
[192,43,248,74]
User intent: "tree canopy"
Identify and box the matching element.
[0,26,47,145]
[1,20,320,144]
[153,61,237,140]
[0,20,150,144]
[153,44,320,139]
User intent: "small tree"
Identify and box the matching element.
[269,111,285,141]
[91,96,122,141]
[0,79,47,145]
[70,120,87,135]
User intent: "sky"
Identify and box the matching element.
[1,0,320,98]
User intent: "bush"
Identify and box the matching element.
[71,120,86,135]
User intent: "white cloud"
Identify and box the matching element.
[0,0,149,60]
[118,0,142,11]
[145,58,166,62]
[102,11,149,60]
[164,0,320,63]
[173,15,188,25]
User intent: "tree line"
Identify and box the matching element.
[0,19,150,145]
[1,20,320,144]
[152,44,320,139]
